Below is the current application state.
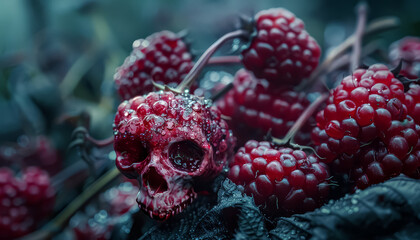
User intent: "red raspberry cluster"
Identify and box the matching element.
[114,31,195,100]
[242,8,321,86]
[312,64,420,189]
[0,167,55,239]
[218,69,312,146]
[228,140,329,216]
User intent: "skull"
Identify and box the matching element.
[113,91,234,220]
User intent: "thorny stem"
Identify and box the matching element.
[207,56,242,65]
[350,3,368,72]
[175,29,249,92]
[19,167,121,240]
[272,93,328,146]
[299,16,399,91]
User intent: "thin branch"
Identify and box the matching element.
[210,81,234,101]
[350,3,368,72]
[176,30,249,92]
[272,93,328,145]
[299,16,399,91]
[207,56,241,65]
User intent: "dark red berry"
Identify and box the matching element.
[228,140,329,217]
[312,64,420,189]
[0,167,55,239]
[406,83,420,124]
[217,69,313,146]
[389,37,420,79]
[114,31,195,100]
[241,8,321,86]
[23,136,62,175]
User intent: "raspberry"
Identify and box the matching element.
[217,69,312,146]
[23,136,62,175]
[0,167,55,239]
[114,31,195,100]
[389,37,420,79]
[312,64,420,188]
[228,140,329,217]
[241,8,321,86]
[0,136,62,175]
[406,83,420,124]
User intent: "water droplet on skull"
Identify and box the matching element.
[144,114,165,128]
[166,121,175,130]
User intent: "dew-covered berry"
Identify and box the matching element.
[114,31,195,100]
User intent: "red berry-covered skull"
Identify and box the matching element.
[113,91,234,220]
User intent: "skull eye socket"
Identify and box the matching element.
[115,138,149,164]
[169,140,204,172]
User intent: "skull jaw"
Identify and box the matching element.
[136,187,197,221]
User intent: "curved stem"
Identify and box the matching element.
[85,135,114,147]
[19,167,121,240]
[272,93,328,145]
[299,16,399,91]
[207,56,242,65]
[176,30,249,92]
[350,3,368,72]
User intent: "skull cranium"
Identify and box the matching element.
[113,91,234,220]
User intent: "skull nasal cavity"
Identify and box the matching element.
[142,167,168,194]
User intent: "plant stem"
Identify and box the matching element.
[207,56,242,65]
[299,16,399,91]
[86,135,114,147]
[176,30,249,92]
[210,81,234,101]
[350,3,368,72]
[272,93,328,145]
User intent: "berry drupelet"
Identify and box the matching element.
[241,8,321,87]
[114,31,195,100]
